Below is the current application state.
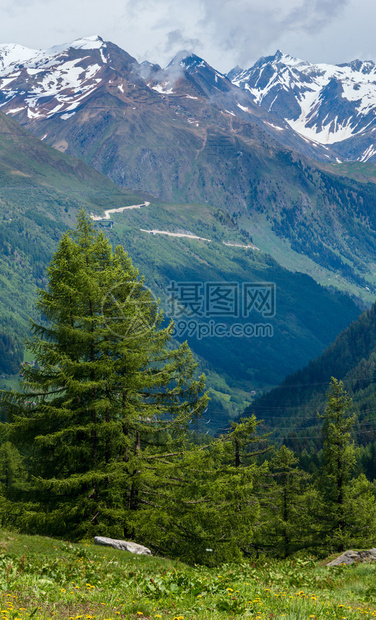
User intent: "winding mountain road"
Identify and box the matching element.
[90,202,150,221]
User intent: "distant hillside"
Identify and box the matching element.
[243,301,376,448]
[0,111,361,431]
[0,110,143,373]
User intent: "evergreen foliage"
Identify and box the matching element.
[127,416,268,564]
[317,378,376,552]
[1,214,376,563]
[250,445,318,558]
[2,212,208,539]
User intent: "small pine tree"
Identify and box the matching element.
[2,212,208,539]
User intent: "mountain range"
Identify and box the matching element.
[2,36,376,302]
[229,51,376,163]
[2,36,376,430]
[2,38,376,164]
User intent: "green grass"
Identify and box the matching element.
[0,529,375,619]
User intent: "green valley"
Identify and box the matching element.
[0,111,362,427]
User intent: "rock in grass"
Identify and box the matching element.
[326,549,376,566]
[94,536,151,555]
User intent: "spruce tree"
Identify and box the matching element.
[318,378,355,551]
[134,416,266,564]
[255,445,317,558]
[3,212,208,539]
[318,378,376,552]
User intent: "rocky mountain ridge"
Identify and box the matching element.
[229,50,376,162]
[0,35,337,161]
[2,38,376,163]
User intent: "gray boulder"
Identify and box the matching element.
[326,548,376,566]
[94,536,151,555]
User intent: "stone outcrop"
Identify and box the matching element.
[94,536,151,555]
[326,549,376,566]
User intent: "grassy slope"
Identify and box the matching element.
[0,112,142,210]
[0,529,375,619]
[321,160,376,184]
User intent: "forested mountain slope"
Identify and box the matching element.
[0,111,142,373]
[243,301,376,447]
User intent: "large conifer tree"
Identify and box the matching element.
[3,213,208,539]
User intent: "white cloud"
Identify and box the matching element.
[0,0,372,72]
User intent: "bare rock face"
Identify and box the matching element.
[94,536,151,555]
[326,549,376,566]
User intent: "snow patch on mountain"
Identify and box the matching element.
[0,36,107,119]
[264,121,284,132]
[61,112,76,120]
[360,145,376,162]
[152,84,174,95]
[287,116,356,144]
[0,44,45,72]
[237,103,250,112]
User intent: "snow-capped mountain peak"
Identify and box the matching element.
[40,35,106,63]
[56,34,105,51]
[228,51,376,161]
[0,36,114,122]
[167,50,202,69]
[0,35,106,72]
[0,43,40,72]
[145,49,232,98]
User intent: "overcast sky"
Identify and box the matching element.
[0,0,374,72]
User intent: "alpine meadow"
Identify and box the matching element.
[2,23,376,620]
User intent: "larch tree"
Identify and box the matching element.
[2,212,208,540]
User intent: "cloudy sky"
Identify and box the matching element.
[0,0,374,71]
